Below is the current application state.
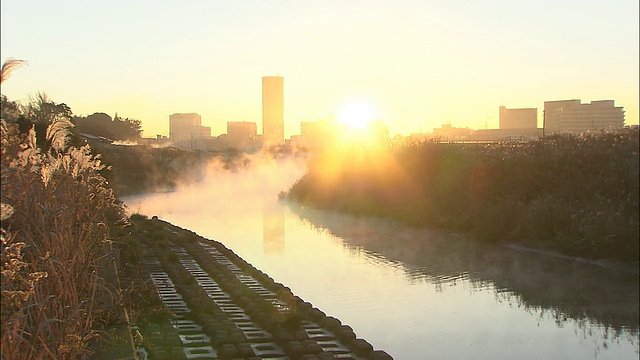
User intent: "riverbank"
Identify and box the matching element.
[91,142,250,197]
[100,214,393,359]
[92,142,308,197]
[287,130,639,263]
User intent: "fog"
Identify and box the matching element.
[123,152,308,219]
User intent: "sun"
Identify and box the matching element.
[337,101,377,130]
[335,101,382,146]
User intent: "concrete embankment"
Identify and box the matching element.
[110,215,393,360]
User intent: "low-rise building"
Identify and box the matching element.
[227,121,257,149]
[499,106,537,129]
[432,124,473,141]
[544,99,625,134]
[169,113,212,149]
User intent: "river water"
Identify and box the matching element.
[122,155,639,359]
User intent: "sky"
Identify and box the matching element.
[1,0,638,138]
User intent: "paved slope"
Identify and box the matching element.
[128,216,393,360]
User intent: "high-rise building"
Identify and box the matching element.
[544,99,625,134]
[262,76,284,147]
[499,106,537,129]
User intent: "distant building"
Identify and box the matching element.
[169,113,211,149]
[299,118,391,148]
[543,99,625,134]
[499,106,537,129]
[407,133,430,143]
[200,126,212,138]
[227,121,257,148]
[138,135,170,147]
[262,76,284,147]
[299,119,338,149]
[300,121,321,146]
[432,124,473,141]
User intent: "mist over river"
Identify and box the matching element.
[122,155,639,359]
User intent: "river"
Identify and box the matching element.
[122,155,639,359]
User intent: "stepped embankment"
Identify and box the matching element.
[103,215,392,360]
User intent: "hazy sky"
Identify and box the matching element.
[1,0,638,138]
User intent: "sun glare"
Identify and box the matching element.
[337,101,377,130]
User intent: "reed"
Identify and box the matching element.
[1,116,126,358]
[288,129,639,261]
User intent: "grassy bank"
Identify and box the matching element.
[287,129,639,262]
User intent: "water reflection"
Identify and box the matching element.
[263,198,285,254]
[288,202,639,339]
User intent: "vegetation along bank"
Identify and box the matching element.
[286,129,639,263]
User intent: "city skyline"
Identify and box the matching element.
[1,0,638,138]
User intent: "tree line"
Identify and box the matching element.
[1,92,143,148]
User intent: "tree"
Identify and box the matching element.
[20,92,74,150]
[73,112,142,141]
[113,113,142,140]
[72,112,113,138]
[22,92,72,124]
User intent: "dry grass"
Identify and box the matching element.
[0,58,27,84]
[1,118,126,359]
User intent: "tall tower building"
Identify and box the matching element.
[262,76,284,147]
